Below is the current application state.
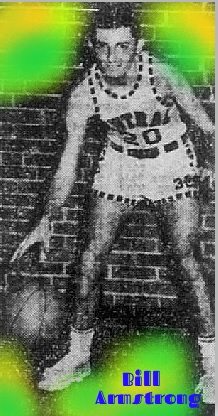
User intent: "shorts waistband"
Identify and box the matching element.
[109,139,179,159]
[93,188,199,206]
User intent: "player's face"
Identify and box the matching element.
[95,27,136,78]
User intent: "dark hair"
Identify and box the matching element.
[91,2,139,40]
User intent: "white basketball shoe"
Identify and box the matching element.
[38,328,94,391]
[195,337,215,404]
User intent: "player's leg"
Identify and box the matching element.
[162,198,214,403]
[73,195,131,330]
[39,195,133,390]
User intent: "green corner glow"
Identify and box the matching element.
[0,3,90,96]
[56,330,200,416]
[0,341,38,416]
[139,2,215,83]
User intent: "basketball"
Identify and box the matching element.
[6,283,67,345]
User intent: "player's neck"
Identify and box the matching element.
[102,58,137,89]
[104,73,128,87]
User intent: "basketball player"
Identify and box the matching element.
[11,4,215,400]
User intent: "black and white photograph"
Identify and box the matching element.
[0,2,215,415]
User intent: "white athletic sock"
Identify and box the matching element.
[197,336,215,404]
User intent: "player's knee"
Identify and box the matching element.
[172,227,199,258]
[80,249,101,282]
[173,238,192,260]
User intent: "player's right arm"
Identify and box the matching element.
[11,79,92,263]
[49,84,90,207]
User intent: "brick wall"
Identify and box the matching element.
[1,3,215,327]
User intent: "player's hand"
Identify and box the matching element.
[10,215,51,263]
[206,125,215,138]
[199,166,215,189]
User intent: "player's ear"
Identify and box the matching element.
[83,36,97,67]
[136,39,144,53]
[87,35,95,50]
[87,39,93,49]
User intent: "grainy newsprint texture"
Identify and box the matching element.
[0,2,215,415]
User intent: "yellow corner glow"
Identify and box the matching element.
[0,3,90,96]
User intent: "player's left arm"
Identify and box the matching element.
[175,75,215,176]
[156,61,215,136]
[155,60,215,180]
[173,78,214,137]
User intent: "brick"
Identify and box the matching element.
[2,193,37,207]
[2,220,30,234]
[17,181,42,194]
[65,236,80,249]
[125,225,158,238]
[202,102,215,123]
[0,108,45,124]
[159,297,177,309]
[110,265,158,280]
[39,262,63,275]
[204,215,215,228]
[158,268,172,281]
[193,86,211,100]
[66,209,86,222]
[80,152,91,165]
[37,166,55,180]
[201,230,215,241]
[50,236,64,250]
[104,280,174,296]
[204,58,215,71]
[0,180,18,193]
[73,181,88,195]
[0,123,13,135]
[53,277,68,291]
[14,95,61,110]
[112,294,159,310]
[65,262,81,276]
[0,166,37,180]
[170,58,202,72]
[183,71,204,85]
[141,11,166,25]
[1,233,20,246]
[206,71,215,88]
[108,252,137,267]
[15,124,45,138]
[46,249,72,263]
[139,25,155,41]
[109,252,167,267]
[1,138,20,152]
[203,257,215,271]
[52,221,79,236]
[0,206,32,220]
[127,211,156,226]
[204,243,215,257]
[23,80,70,95]
[23,153,55,167]
[154,40,182,55]
[101,293,115,307]
[0,94,13,107]
[62,195,86,208]
[204,3,215,11]
[2,138,58,154]
[63,8,90,23]
[1,152,22,166]
[136,253,167,267]
[114,237,157,253]
[167,11,214,25]
[49,206,63,221]
[161,3,204,11]
[77,168,90,182]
